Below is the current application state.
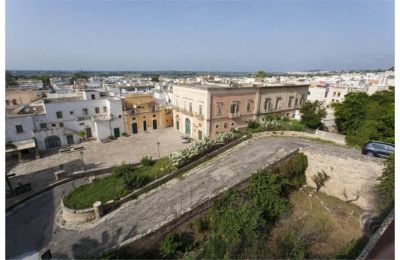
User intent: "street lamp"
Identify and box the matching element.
[80,150,85,171]
[157,142,160,159]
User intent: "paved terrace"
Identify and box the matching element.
[6,137,378,258]
[6,128,190,208]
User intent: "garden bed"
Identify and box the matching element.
[63,132,245,211]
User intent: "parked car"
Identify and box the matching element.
[362,141,394,158]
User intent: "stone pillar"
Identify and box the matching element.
[54,170,66,181]
[17,151,22,162]
[34,147,40,159]
[93,201,103,219]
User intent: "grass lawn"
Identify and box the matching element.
[279,119,308,131]
[64,158,174,209]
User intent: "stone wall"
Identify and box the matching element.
[61,135,250,224]
[301,147,384,211]
[252,130,346,145]
[315,129,346,145]
[102,148,300,257]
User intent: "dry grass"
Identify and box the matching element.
[268,186,364,258]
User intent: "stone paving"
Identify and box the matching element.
[6,128,190,208]
[6,136,383,259]
[7,128,190,177]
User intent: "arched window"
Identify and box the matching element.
[276,97,283,110]
[264,98,273,111]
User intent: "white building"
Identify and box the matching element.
[6,90,125,152]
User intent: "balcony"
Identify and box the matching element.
[193,112,204,120]
[229,112,240,118]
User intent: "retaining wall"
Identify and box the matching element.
[102,148,300,257]
[301,147,384,211]
[252,130,346,145]
[61,136,250,224]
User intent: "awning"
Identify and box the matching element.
[6,139,36,153]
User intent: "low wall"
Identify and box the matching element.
[61,135,250,224]
[252,130,346,145]
[103,148,300,257]
[315,129,346,145]
[61,201,95,224]
[301,147,384,211]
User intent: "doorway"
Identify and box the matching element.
[153,119,157,130]
[66,135,74,145]
[86,128,93,139]
[114,128,120,138]
[132,122,138,134]
[143,121,147,131]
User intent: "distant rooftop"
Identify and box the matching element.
[173,83,309,90]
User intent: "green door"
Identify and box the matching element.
[114,128,120,137]
[185,118,191,135]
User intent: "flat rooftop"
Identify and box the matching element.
[173,83,309,91]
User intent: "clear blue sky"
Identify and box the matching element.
[6,0,394,72]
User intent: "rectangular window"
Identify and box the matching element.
[230,102,239,114]
[82,108,88,115]
[59,122,64,127]
[56,111,63,119]
[91,94,96,100]
[246,101,251,112]
[16,125,23,133]
[184,101,187,111]
[189,102,192,112]
[6,100,10,106]
[70,111,74,115]
[95,107,100,114]
[12,99,17,105]
[103,106,108,113]
[288,97,294,107]
[40,123,47,129]
[337,92,341,97]
[216,103,222,116]
[199,105,203,115]
[295,98,298,106]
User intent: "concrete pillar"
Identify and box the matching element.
[93,201,103,219]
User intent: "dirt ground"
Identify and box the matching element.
[268,186,364,258]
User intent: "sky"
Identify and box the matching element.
[6,0,395,72]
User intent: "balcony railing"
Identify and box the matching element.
[229,112,240,118]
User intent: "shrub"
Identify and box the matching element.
[122,173,150,191]
[276,152,308,189]
[159,233,182,258]
[169,138,214,168]
[377,154,394,209]
[194,217,210,233]
[159,232,195,259]
[141,156,155,166]
[112,163,135,178]
[247,120,261,129]
[215,131,241,144]
[312,171,331,192]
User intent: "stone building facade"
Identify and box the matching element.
[172,84,309,140]
[122,93,173,135]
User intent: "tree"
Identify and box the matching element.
[299,101,327,129]
[377,154,394,208]
[255,70,267,79]
[151,75,160,82]
[312,171,330,192]
[5,70,17,87]
[333,91,394,146]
